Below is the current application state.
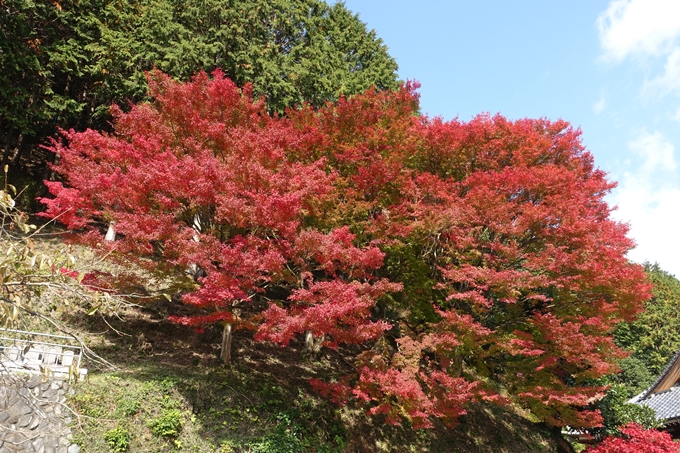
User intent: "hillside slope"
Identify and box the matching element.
[66,298,574,453]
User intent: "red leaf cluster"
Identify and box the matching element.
[584,424,680,453]
[41,70,651,429]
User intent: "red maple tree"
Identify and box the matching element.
[41,70,650,429]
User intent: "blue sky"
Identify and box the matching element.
[343,0,680,277]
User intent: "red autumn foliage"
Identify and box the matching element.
[584,424,680,453]
[41,69,651,429]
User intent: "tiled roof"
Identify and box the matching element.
[630,349,680,424]
[642,348,680,399]
[636,385,680,422]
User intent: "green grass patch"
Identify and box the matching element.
[68,364,348,453]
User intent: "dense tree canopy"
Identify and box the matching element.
[41,70,650,429]
[0,0,399,172]
[615,264,680,383]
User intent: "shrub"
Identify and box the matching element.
[103,425,131,452]
[148,409,183,438]
[592,384,660,436]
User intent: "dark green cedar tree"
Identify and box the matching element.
[0,0,399,173]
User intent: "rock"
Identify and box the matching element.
[45,435,59,448]
[38,418,52,430]
[4,406,22,424]
[42,388,58,399]
[26,375,44,389]
[4,432,26,445]
[29,415,42,430]
[17,413,33,427]
[21,403,34,415]
[67,444,81,453]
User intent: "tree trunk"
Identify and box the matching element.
[303,331,323,355]
[10,133,24,168]
[304,331,314,351]
[220,323,233,365]
[2,122,15,167]
[104,222,116,241]
[549,425,576,453]
[41,149,60,196]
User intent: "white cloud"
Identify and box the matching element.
[610,131,680,277]
[597,0,680,61]
[597,3,680,276]
[613,181,680,277]
[593,96,607,115]
[629,130,677,173]
[645,46,680,96]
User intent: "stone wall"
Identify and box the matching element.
[0,374,79,453]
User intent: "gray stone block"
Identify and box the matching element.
[44,435,59,448]
[42,388,58,399]
[28,415,41,430]
[17,413,33,427]
[26,375,43,389]
[20,402,34,415]
[3,431,26,445]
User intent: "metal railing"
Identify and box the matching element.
[0,328,87,378]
